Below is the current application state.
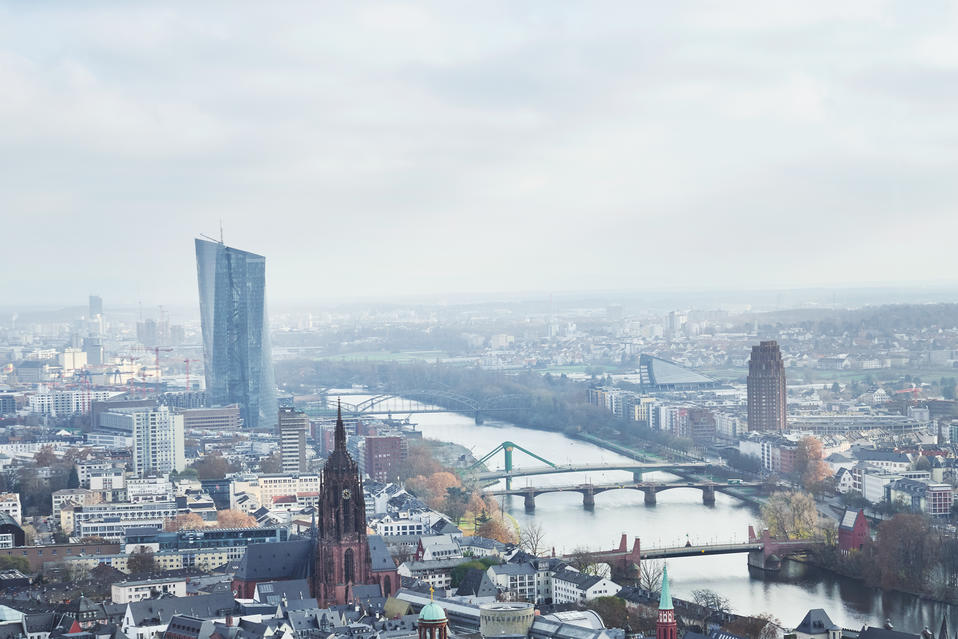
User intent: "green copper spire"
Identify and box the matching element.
[659,565,673,610]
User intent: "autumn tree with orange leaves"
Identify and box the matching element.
[795,436,832,494]
[216,509,258,528]
[164,513,206,531]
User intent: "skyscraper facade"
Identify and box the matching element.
[89,295,103,317]
[747,340,787,432]
[195,238,276,429]
[279,406,309,473]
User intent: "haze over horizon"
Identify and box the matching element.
[4,1,958,305]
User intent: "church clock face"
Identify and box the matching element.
[342,488,352,500]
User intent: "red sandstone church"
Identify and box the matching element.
[232,405,399,604]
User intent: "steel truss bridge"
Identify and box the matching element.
[336,391,531,424]
[485,479,763,509]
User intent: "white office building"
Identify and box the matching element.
[29,389,121,416]
[101,407,185,477]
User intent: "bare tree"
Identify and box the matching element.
[691,589,732,630]
[638,559,665,593]
[568,546,600,575]
[127,546,156,575]
[520,521,547,557]
[394,543,413,565]
[723,614,782,639]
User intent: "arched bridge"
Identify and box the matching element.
[559,531,824,576]
[473,461,710,482]
[337,391,531,424]
[486,479,763,510]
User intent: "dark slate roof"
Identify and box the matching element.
[284,599,322,612]
[552,568,604,591]
[127,593,237,626]
[509,550,536,564]
[459,536,504,551]
[455,569,498,598]
[368,535,396,573]
[794,609,839,634]
[86,622,129,639]
[857,451,910,463]
[234,540,311,581]
[164,615,213,639]
[431,520,461,535]
[490,563,535,576]
[255,579,311,605]
[352,584,383,601]
[25,612,55,632]
[237,602,275,617]
[858,628,921,639]
[710,631,750,639]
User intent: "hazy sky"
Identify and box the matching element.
[3,1,958,307]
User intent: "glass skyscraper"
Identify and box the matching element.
[195,238,276,429]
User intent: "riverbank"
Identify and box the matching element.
[346,393,958,628]
[792,554,958,608]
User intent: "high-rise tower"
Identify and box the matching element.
[657,566,677,639]
[747,340,787,432]
[195,238,276,429]
[279,406,309,473]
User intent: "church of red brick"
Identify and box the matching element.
[233,404,399,604]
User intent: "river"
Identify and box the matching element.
[349,396,957,632]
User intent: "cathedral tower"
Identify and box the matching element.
[312,402,372,605]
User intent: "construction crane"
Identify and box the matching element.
[184,358,201,390]
[153,347,173,380]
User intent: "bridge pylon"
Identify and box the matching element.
[643,487,657,506]
[469,441,557,490]
[523,488,536,512]
[702,485,715,505]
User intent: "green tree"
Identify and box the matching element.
[188,453,238,480]
[127,546,156,575]
[760,491,819,539]
[444,486,470,525]
[259,451,283,474]
[450,558,498,586]
[0,556,30,572]
[67,467,80,489]
[941,377,957,400]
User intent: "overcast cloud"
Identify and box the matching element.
[2,1,957,306]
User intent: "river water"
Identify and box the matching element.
[352,396,957,631]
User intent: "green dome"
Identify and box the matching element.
[419,602,447,622]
